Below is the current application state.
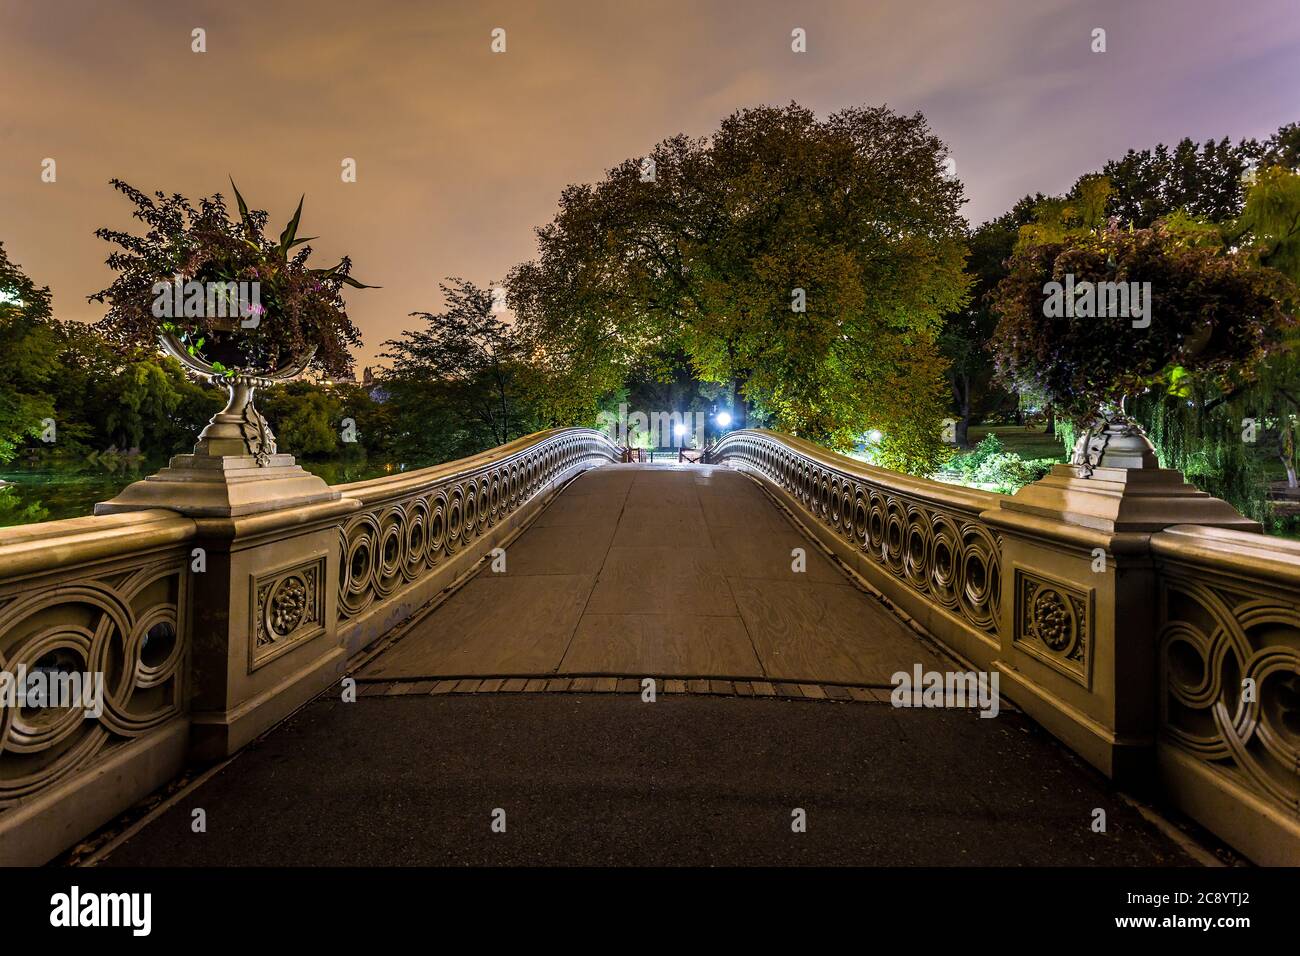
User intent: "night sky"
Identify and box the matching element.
[2,0,1296,368]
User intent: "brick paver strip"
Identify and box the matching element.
[358,674,892,703]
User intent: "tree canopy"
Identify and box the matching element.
[508,103,971,473]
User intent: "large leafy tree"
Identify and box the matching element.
[508,103,970,473]
[940,195,1043,445]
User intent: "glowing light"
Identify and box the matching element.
[716,411,733,428]
[673,423,687,438]
[866,429,883,443]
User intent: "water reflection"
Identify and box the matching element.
[0,456,401,528]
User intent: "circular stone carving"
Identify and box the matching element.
[269,575,308,637]
[1031,587,1075,652]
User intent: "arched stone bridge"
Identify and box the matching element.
[1,428,1296,865]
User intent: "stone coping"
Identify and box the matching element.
[332,427,621,504]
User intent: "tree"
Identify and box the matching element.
[989,221,1298,432]
[508,103,971,474]
[940,195,1043,445]
[258,381,345,457]
[0,242,60,463]
[381,279,540,461]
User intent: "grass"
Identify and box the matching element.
[967,424,1067,461]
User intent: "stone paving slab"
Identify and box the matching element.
[728,578,947,685]
[361,574,594,678]
[361,464,943,686]
[558,613,763,676]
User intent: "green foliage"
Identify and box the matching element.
[1238,165,1300,284]
[380,278,544,463]
[940,434,1054,493]
[90,180,373,379]
[508,102,971,474]
[1136,392,1273,524]
[258,382,345,457]
[0,243,61,463]
[990,219,1298,425]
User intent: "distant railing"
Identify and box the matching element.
[332,428,621,639]
[710,430,1004,641]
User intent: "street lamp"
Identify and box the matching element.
[716,411,733,428]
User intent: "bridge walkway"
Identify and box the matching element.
[88,465,1209,866]
[359,463,946,686]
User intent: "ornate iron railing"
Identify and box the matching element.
[1152,525,1300,838]
[709,430,1004,638]
[0,510,194,809]
[333,428,622,625]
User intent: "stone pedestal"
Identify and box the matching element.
[95,444,356,762]
[95,453,340,519]
[983,434,1261,784]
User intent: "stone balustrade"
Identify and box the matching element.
[1,424,1296,865]
[0,427,620,864]
[710,429,1300,864]
[0,509,195,864]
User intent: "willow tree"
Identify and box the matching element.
[508,103,970,474]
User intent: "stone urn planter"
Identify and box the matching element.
[95,329,339,518]
[159,327,314,467]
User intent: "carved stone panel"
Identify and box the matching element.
[1013,568,1092,687]
[250,553,326,670]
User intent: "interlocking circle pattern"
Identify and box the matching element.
[0,560,187,806]
[711,433,1002,637]
[1160,578,1300,816]
[337,430,622,621]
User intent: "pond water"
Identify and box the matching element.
[0,456,403,528]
